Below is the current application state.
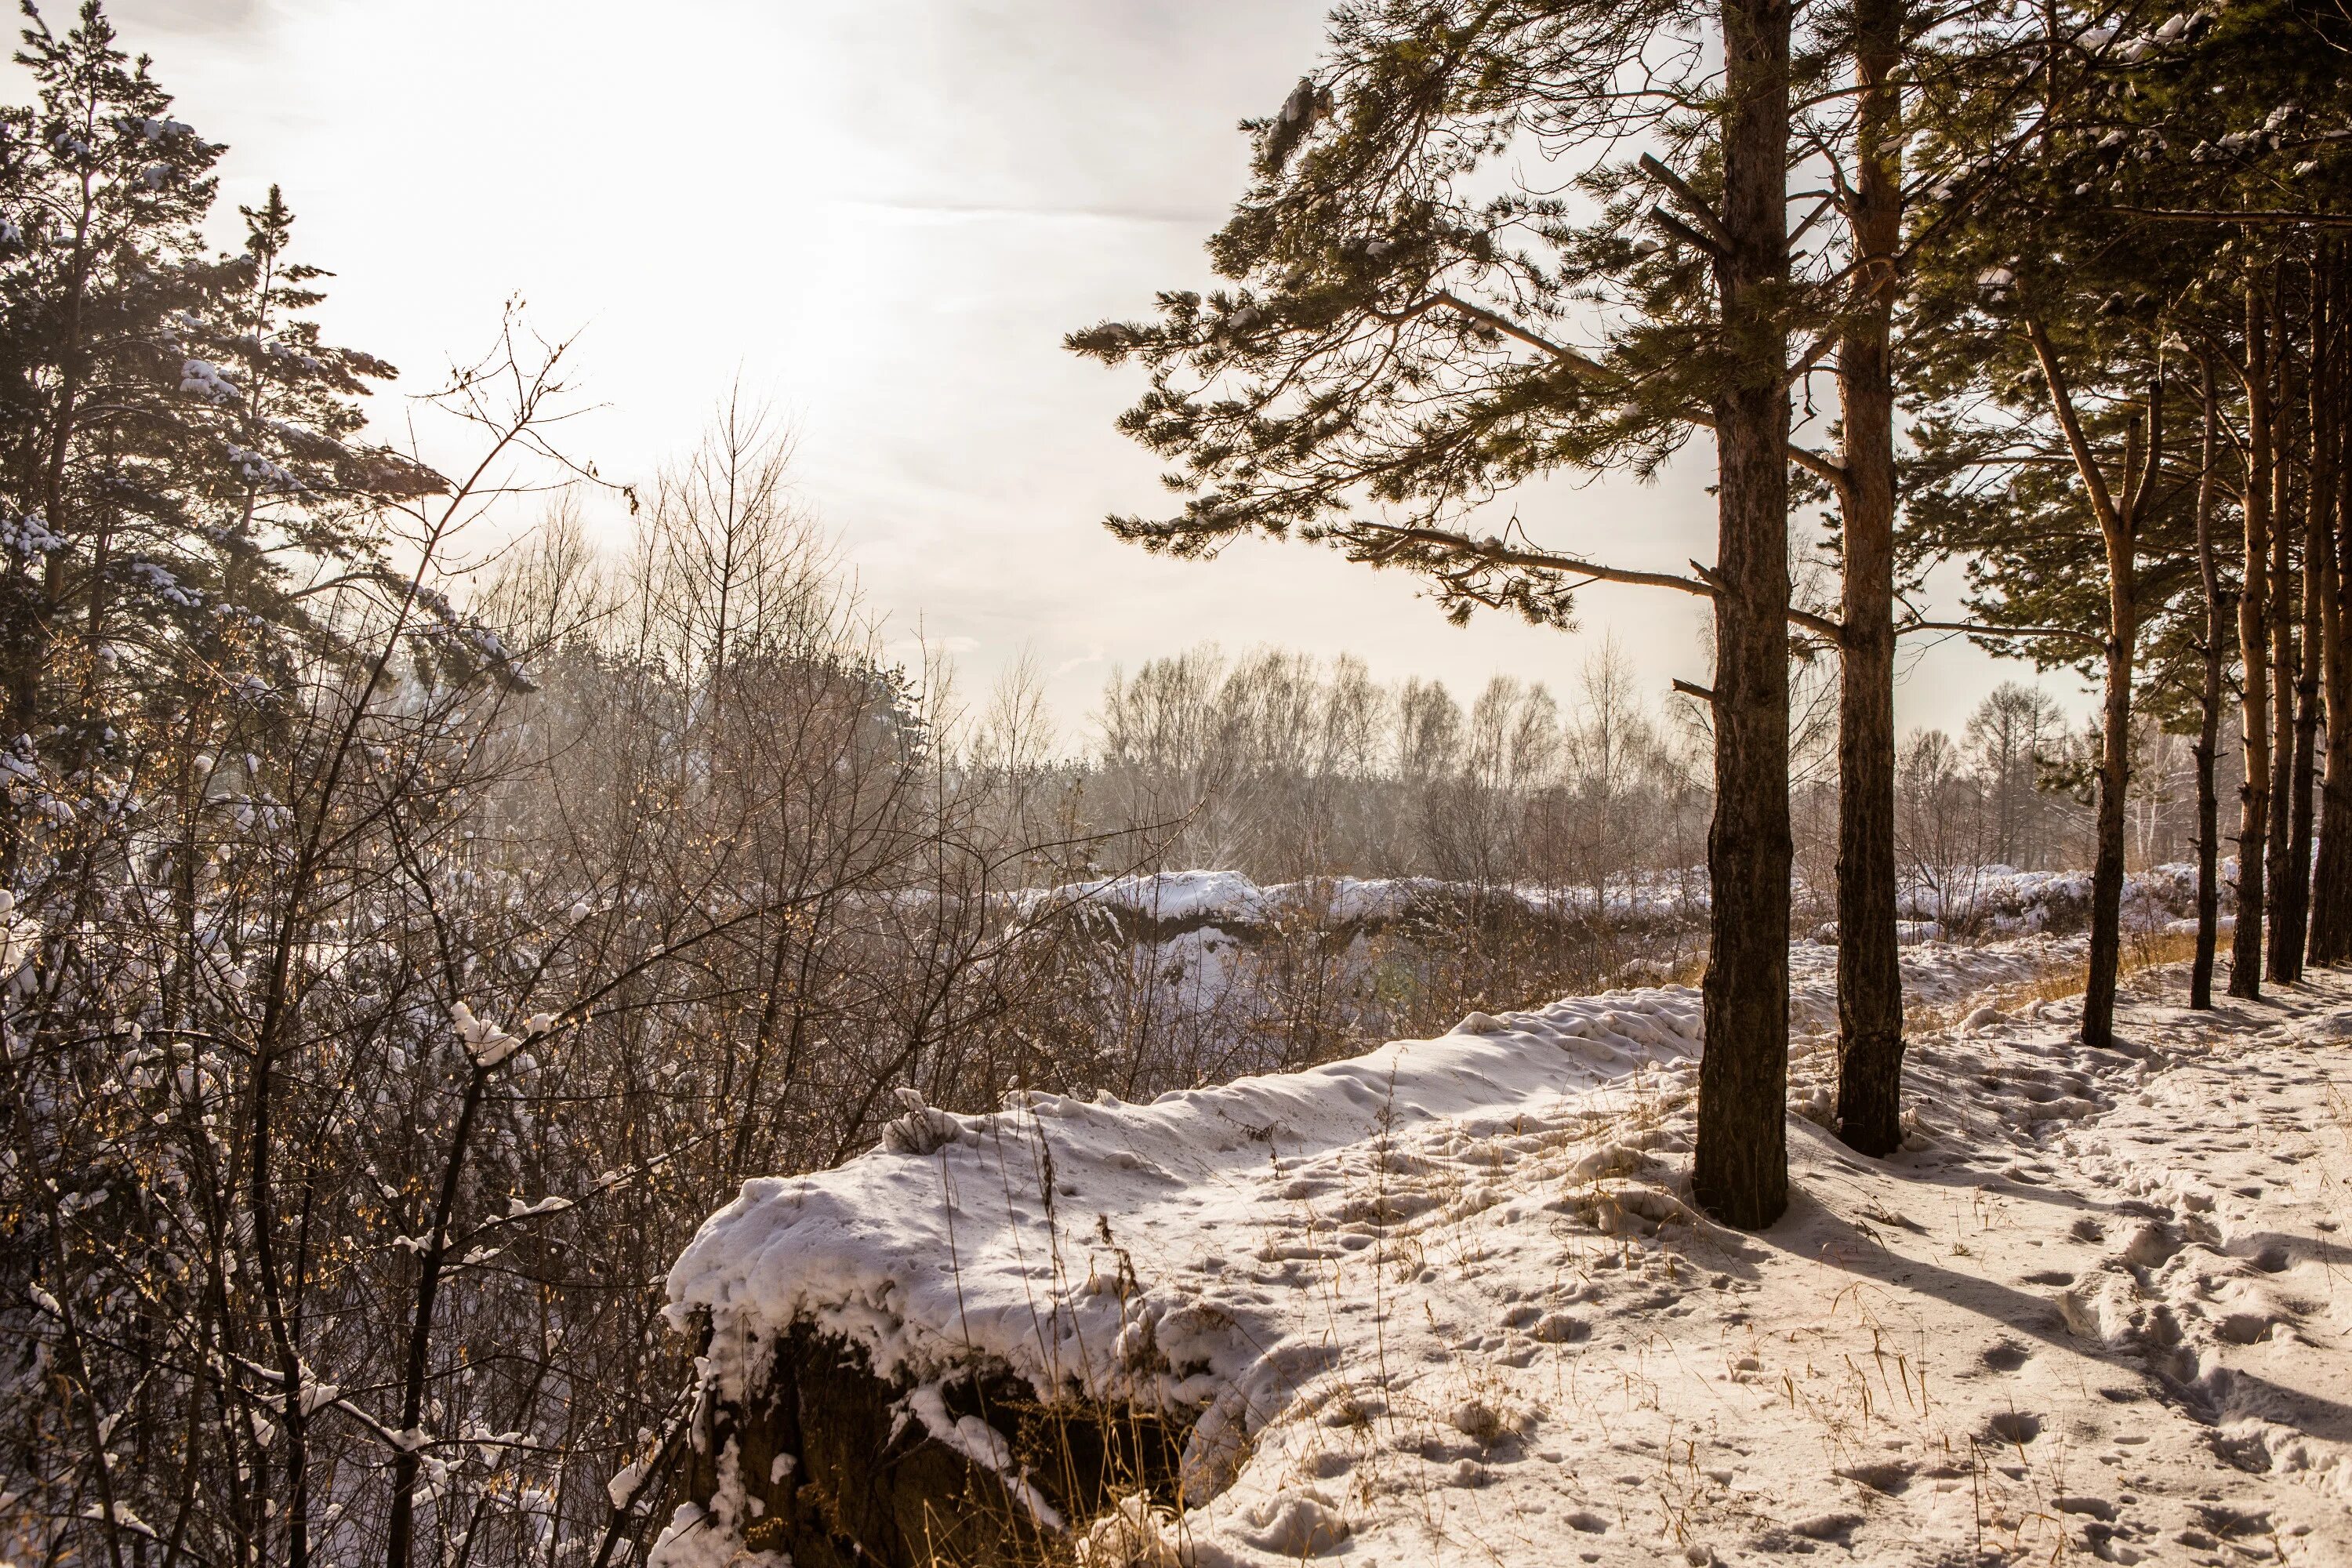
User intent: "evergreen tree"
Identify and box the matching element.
[1072,0,1817,1224]
[1899,0,2352,1035]
[0,2,440,876]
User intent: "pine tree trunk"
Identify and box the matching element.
[2287,270,2330,974]
[2295,602,2325,974]
[2230,285,2267,992]
[2308,256,2352,965]
[1831,0,1904,1157]
[2022,324,2147,1051]
[2084,551,2135,1049]
[2286,630,2324,973]
[2268,338,2301,982]
[1693,0,1793,1231]
[2193,358,2224,1007]
[2233,282,2274,1000]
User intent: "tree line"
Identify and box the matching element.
[1072,0,2348,1225]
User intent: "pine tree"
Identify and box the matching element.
[1071,0,1818,1225]
[1817,0,1906,1157]
[1898,0,2352,1036]
[0,3,440,877]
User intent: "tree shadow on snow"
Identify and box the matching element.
[1750,1160,2352,1450]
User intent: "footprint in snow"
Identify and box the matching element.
[2210,1311,2275,1345]
[1985,1410,2043,1444]
[1980,1338,2033,1372]
[2238,1240,2292,1273]
[1837,1460,1915,1495]
[1531,1309,1589,1344]
[1790,1512,1864,1543]
[2055,1495,2119,1523]
[2121,1221,2181,1269]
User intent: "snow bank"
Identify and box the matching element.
[661,935,2077,1406]
[1892,860,2205,938]
[1022,863,2205,944]
[654,935,2093,1559]
[1017,869,1704,931]
[663,981,1705,1403]
[652,930,2352,1565]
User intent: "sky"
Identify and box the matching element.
[90,0,2072,750]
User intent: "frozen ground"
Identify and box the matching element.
[655,940,2351,1566]
[1017,864,2205,942]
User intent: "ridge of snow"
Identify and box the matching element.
[662,980,1707,1397]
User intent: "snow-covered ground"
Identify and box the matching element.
[1018,869,1708,929]
[1891,862,2213,943]
[653,938,2350,1566]
[1018,863,2206,942]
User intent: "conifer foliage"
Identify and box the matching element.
[0,2,441,787]
[1077,0,2352,1209]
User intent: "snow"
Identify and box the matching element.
[1022,865,2205,942]
[178,358,238,402]
[0,511,62,557]
[1018,869,1704,931]
[1894,862,2207,938]
[656,938,2352,1566]
[450,1002,552,1069]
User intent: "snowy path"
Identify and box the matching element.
[1135,970,2352,1566]
[656,946,2352,1567]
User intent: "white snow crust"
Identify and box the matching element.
[1015,863,2207,941]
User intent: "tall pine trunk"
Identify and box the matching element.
[1831,0,1904,1156]
[2288,267,2331,973]
[2193,357,2225,1007]
[2270,345,2307,982]
[2233,281,2274,999]
[1693,0,1793,1230]
[2025,325,2152,1051]
[2309,255,2352,964]
[2085,549,2136,1048]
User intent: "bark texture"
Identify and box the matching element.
[1831,0,1905,1157]
[2270,365,2307,982]
[1693,0,1794,1229]
[2288,270,2332,974]
[2192,358,2224,1007]
[2233,283,2274,999]
[2309,260,2352,965]
[2085,557,2135,1048]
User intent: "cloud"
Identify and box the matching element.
[887,634,981,663]
[111,0,268,36]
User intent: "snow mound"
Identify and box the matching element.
[1014,863,2205,942]
[663,983,1706,1402]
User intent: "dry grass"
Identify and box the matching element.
[1902,924,2207,1036]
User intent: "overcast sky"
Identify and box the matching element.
[94,0,2063,748]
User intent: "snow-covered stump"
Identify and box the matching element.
[662,1316,1192,1566]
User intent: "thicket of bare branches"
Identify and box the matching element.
[2,373,1729,1568]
